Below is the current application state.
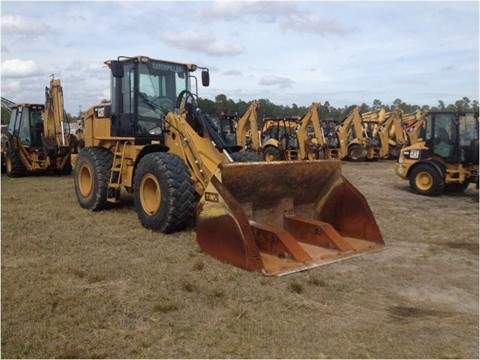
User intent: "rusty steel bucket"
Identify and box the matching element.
[196,160,384,276]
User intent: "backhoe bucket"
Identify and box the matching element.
[196,160,384,276]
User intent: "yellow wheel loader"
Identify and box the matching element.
[4,77,76,177]
[74,55,384,276]
[394,112,479,196]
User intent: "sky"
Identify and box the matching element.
[1,0,479,115]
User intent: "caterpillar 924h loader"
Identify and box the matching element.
[73,55,384,276]
[4,77,75,177]
[394,112,479,196]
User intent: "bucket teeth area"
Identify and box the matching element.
[196,161,385,276]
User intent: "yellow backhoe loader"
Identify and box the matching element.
[73,55,384,276]
[327,106,377,161]
[4,76,76,177]
[260,103,329,161]
[394,112,479,196]
[373,108,408,159]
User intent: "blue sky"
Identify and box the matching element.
[1,1,479,115]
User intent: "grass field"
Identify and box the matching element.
[1,161,478,359]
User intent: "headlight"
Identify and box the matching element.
[149,127,162,135]
[398,156,404,163]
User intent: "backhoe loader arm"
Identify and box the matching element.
[296,102,325,159]
[362,108,388,124]
[44,76,69,147]
[334,106,364,157]
[403,110,425,145]
[375,108,405,157]
[236,100,260,150]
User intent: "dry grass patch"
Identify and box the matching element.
[1,162,478,358]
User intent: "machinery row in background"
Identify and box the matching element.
[0,55,477,276]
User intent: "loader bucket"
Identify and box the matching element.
[196,160,384,276]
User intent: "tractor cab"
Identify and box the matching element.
[107,56,209,140]
[424,112,479,165]
[7,104,45,149]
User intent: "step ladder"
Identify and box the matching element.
[107,141,129,203]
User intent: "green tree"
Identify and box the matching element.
[372,99,383,111]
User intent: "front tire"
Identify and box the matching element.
[74,147,113,210]
[134,152,195,233]
[409,163,445,196]
[263,147,283,161]
[231,151,263,162]
[5,148,27,178]
[348,144,367,162]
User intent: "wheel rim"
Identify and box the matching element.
[6,156,12,173]
[78,163,93,197]
[415,171,433,191]
[265,153,274,162]
[140,173,161,216]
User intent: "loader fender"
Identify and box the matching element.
[196,160,384,276]
[408,159,446,179]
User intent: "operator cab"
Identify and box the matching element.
[108,56,209,142]
[425,112,479,165]
[7,104,45,148]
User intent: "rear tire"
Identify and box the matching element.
[5,148,27,178]
[231,151,263,162]
[348,144,366,162]
[263,147,283,161]
[74,147,113,210]
[409,163,445,196]
[134,152,195,233]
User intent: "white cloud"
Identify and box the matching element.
[1,59,40,78]
[224,70,243,76]
[259,75,295,89]
[203,1,297,22]
[161,30,245,56]
[280,13,347,35]
[1,14,49,36]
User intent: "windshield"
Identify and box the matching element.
[136,61,189,134]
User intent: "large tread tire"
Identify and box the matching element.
[134,152,195,233]
[74,147,113,210]
[231,151,263,162]
[263,147,284,162]
[348,144,367,162]
[5,148,27,178]
[409,163,445,196]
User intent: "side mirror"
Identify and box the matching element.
[111,60,124,78]
[201,70,210,87]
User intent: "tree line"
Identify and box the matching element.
[198,95,479,123]
[1,95,478,125]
